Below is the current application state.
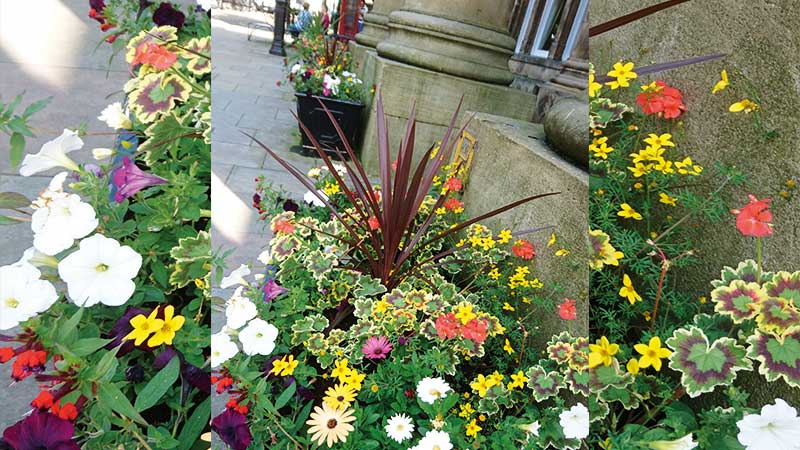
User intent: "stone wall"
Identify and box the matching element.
[590,0,800,297]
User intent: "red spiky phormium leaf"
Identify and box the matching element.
[248,93,559,290]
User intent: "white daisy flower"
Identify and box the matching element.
[57,234,142,307]
[409,430,452,450]
[385,413,414,443]
[416,376,451,404]
[0,263,59,330]
[238,318,278,356]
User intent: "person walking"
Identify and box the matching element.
[288,1,312,37]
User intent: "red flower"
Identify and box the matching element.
[99,23,116,32]
[215,376,234,394]
[105,34,118,43]
[444,178,463,192]
[636,81,686,119]
[50,401,78,421]
[444,198,464,211]
[226,399,248,415]
[403,389,415,399]
[11,350,46,381]
[558,298,577,321]
[31,391,54,409]
[732,194,773,237]
[272,219,295,235]
[131,42,178,70]
[511,239,535,260]
[0,346,15,363]
[368,216,380,231]
[434,313,460,339]
[462,318,488,344]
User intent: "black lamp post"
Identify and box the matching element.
[269,0,288,56]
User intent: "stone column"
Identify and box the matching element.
[535,18,589,119]
[376,0,518,85]
[355,0,405,48]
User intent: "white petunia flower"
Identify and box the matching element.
[98,102,132,130]
[385,413,414,443]
[20,129,83,176]
[416,377,451,404]
[307,167,321,178]
[0,263,58,330]
[737,398,800,450]
[257,249,272,265]
[92,148,114,160]
[559,403,590,440]
[30,177,98,255]
[13,247,58,269]
[220,264,251,289]
[238,318,278,356]
[290,63,302,74]
[225,287,257,329]
[409,430,452,450]
[649,434,699,450]
[303,189,328,207]
[211,331,239,368]
[518,421,540,437]
[57,234,142,307]
[323,73,341,95]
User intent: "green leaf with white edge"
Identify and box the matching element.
[0,192,30,209]
[274,381,297,410]
[177,397,210,450]
[97,382,148,426]
[9,132,25,168]
[134,355,181,412]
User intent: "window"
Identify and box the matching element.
[514,0,588,62]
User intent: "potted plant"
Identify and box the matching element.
[286,36,366,157]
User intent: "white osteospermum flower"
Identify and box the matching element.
[238,318,278,356]
[0,263,59,330]
[649,434,699,450]
[303,189,328,207]
[737,398,800,450]
[220,264,251,289]
[225,287,258,329]
[559,403,590,440]
[20,129,82,176]
[410,430,452,450]
[211,331,239,368]
[416,377,451,404]
[385,413,414,443]
[98,102,132,130]
[57,234,142,307]
[30,175,98,255]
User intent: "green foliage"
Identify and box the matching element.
[0,92,51,167]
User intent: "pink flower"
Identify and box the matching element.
[558,298,577,320]
[111,157,167,203]
[368,216,380,231]
[462,319,488,344]
[362,335,392,360]
[512,239,535,260]
[434,313,460,339]
[732,194,773,237]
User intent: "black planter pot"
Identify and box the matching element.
[295,92,364,158]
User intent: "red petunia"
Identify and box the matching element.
[131,42,178,70]
[732,194,773,237]
[444,178,463,192]
[558,298,577,321]
[636,81,686,119]
[462,318,488,344]
[511,239,535,260]
[434,313,460,339]
[444,197,464,211]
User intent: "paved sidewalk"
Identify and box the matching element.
[211,9,320,274]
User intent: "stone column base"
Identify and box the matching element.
[355,12,390,48]
[357,52,536,176]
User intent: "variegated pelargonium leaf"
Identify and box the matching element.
[755,297,800,335]
[711,280,768,323]
[354,275,387,297]
[525,366,563,401]
[303,250,337,280]
[183,36,211,76]
[590,98,633,129]
[589,396,610,423]
[589,359,633,393]
[269,234,301,262]
[568,336,590,371]
[125,25,179,63]
[129,73,191,124]
[666,326,752,398]
[711,259,774,288]
[566,368,590,396]
[746,327,800,388]
[763,271,800,304]
[546,340,574,365]
[599,385,641,410]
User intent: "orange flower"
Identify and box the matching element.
[50,401,78,421]
[444,178,463,191]
[131,42,178,70]
[368,216,380,230]
[31,391,54,409]
[731,194,773,237]
[444,198,464,211]
[511,239,535,260]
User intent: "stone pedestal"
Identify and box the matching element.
[535,19,589,120]
[375,0,518,85]
[355,0,404,48]
[358,55,536,175]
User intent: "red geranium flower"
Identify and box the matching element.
[558,298,577,321]
[434,312,460,339]
[732,194,773,237]
[368,216,380,231]
[444,178,463,192]
[636,81,686,119]
[272,219,295,235]
[462,318,488,344]
[131,42,178,70]
[444,197,464,211]
[511,239,535,260]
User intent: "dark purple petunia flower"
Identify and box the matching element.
[105,306,145,354]
[125,364,145,383]
[278,198,299,212]
[182,363,211,394]
[111,156,167,203]
[152,2,185,29]
[211,409,252,450]
[153,347,179,369]
[2,411,80,450]
[263,278,289,302]
[89,0,106,12]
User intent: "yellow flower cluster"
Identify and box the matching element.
[326,359,366,407]
[590,136,614,160]
[469,371,505,397]
[588,229,624,270]
[627,133,703,178]
[508,266,543,290]
[269,354,299,377]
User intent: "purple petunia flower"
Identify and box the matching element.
[263,278,289,302]
[152,2,185,29]
[2,411,80,450]
[362,335,393,360]
[111,156,167,203]
[211,409,252,450]
[105,306,146,354]
[182,363,211,394]
[282,199,299,212]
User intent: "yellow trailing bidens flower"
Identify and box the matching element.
[588,336,619,368]
[634,336,672,372]
[619,274,642,304]
[589,229,624,270]
[729,99,759,113]
[618,203,643,221]
[605,61,638,89]
[712,69,729,94]
[269,354,299,377]
[465,418,482,438]
[124,305,185,347]
[588,64,602,98]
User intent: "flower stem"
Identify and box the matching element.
[755,237,763,283]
